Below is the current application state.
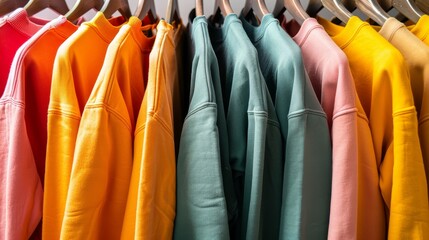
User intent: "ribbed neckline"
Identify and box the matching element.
[127,16,157,52]
[47,16,77,38]
[290,18,324,47]
[85,12,125,43]
[378,17,404,42]
[239,13,278,42]
[5,8,49,37]
[317,16,368,49]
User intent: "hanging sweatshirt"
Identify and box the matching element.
[375,18,429,238]
[319,16,429,240]
[43,13,125,240]
[0,16,75,240]
[0,8,48,102]
[120,20,180,240]
[173,11,233,240]
[207,13,280,239]
[403,15,429,195]
[241,14,332,240]
[60,17,155,239]
[283,17,360,239]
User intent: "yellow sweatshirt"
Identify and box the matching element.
[405,15,429,193]
[376,17,429,239]
[120,20,182,239]
[319,16,429,240]
[59,17,156,239]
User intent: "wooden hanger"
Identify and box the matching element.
[242,0,270,20]
[196,0,203,16]
[355,0,390,25]
[379,0,423,23]
[309,0,353,23]
[24,0,69,16]
[213,0,234,16]
[211,0,233,24]
[416,0,429,14]
[100,0,131,19]
[0,0,28,16]
[135,0,157,22]
[65,0,104,22]
[166,0,180,23]
[321,0,353,23]
[306,0,353,23]
[273,0,310,25]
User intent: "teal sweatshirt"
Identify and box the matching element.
[240,14,332,240]
[174,12,237,240]
[208,13,282,240]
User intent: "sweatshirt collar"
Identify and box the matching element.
[4,8,49,37]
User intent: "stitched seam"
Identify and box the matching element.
[267,119,280,128]
[88,25,112,43]
[297,25,322,47]
[150,111,174,138]
[105,30,132,104]
[85,103,132,132]
[48,104,80,116]
[135,122,146,135]
[288,109,327,119]
[248,110,268,117]
[332,107,358,120]
[357,112,369,124]
[340,24,366,49]
[185,103,217,120]
[392,106,416,117]
[253,20,277,42]
[202,23,213,103]
[385,24,403,42]
[0,97,25,108]
[48,109,81,120]
[420,115,429,125]
[152,31,168,112]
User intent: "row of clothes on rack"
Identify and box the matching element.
[1,4,429,240]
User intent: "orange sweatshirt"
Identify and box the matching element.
[121,20,182,239]
[43,13,125,240]
[59,16,155,239]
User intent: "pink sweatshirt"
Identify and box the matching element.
[0,8,48,96]
[283,17,359,239]
[0,16,73,240]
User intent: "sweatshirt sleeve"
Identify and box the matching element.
[279,71,332,240]
[43,48,81,240]
[375,53,429,239]
[174,24,230,239]
[0,57,43,240]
